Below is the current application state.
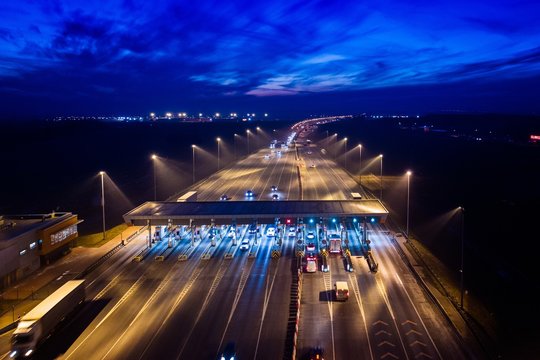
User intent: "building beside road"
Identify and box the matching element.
[0,212,80,290]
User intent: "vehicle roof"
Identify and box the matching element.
[21,280,84,321]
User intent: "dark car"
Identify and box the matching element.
[220,194,230,201]
[272,193,279,200]
[271,185,278,192]
[245,189,254,197]
[219,342,236,360]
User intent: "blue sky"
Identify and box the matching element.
[1,0,539,119]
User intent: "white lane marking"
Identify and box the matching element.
[139,266,205,360]
[64,275,146,359]
[393,272,443,359]
[322,272,336,360]
[349,273,375,360]
[174,264,228,359]
[215,258,255,357]
[253,261,280,359]
[375,275,410,360]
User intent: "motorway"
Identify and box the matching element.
[1,124,473,360]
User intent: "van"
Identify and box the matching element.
[334,281,349,301]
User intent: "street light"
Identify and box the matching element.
[191,145,196,184]
[99,171,106,241]
[246,129,251,154]
[151,154,157,201]
[459,206,465,309]
[379,154,383,201]
[333,133,337,159]
[234,133,239,160]
[344,137,348,170]
[216,137,221,170]
[358,144,362,185]
[406,171,412,238]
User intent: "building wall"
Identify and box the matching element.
[38,215,78,257]
[1,214,78,290]
[0,233,40,290]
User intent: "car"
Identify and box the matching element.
[245,189,254,197]
[220,194,230,201]
[307,347,325,360]
[239,239,250,250]
[310,164,316,168]
[227,229,236,239]
[219,342,236,360]
[306,242,316,251]
[272,193,279,200]
[305,257,317,273]
[266,226,276,237]
[288,228,296,237]
[271,185,278,192]
[248,223,258,233]
[307,151,312,154]
[306,232,315,240]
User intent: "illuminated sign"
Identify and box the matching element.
[51,224,78,245]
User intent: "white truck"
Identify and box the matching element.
[334,281,349,301]
[10,280,85,358]
[176,191,197,202]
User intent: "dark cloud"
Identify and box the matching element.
[0,0,539,118]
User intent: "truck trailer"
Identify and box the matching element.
[10,280,85,358]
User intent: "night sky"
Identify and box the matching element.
[1,0,539,119]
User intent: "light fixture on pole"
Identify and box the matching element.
[334,133,337,160]
[191,145,196,184]
[99,171,106,241]
[233,133,238,160]
[358,144,362,185]
[406,170,412,238]
[151,154,157,201]
[344,137,348,170]
[379,154,383,201]
[216,137,221,170]
[459,206,465,309]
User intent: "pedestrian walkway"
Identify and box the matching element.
[0,225,142,333]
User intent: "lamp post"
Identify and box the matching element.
[379,154,383,201]
[234,133,238,160]
[256,126,261,150]
[334,133,337,160]
[406,171,412,238]
[358,144,362,185]
[216,137,221,170]
[246,129,251,154]
[459,206,465,309]
[151,154,157,201]
[344,137,348,170]
[99,171,106,241]
[191,145,196,184]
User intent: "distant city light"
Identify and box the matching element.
[150,112,155,117]
[264,113,268,117]
[166,112,172,118]
[215,113,220,117]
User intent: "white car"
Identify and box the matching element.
[306,258,317,273]
[266,227,276,237]
[306,232,315,240]
[240,239,250,250]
